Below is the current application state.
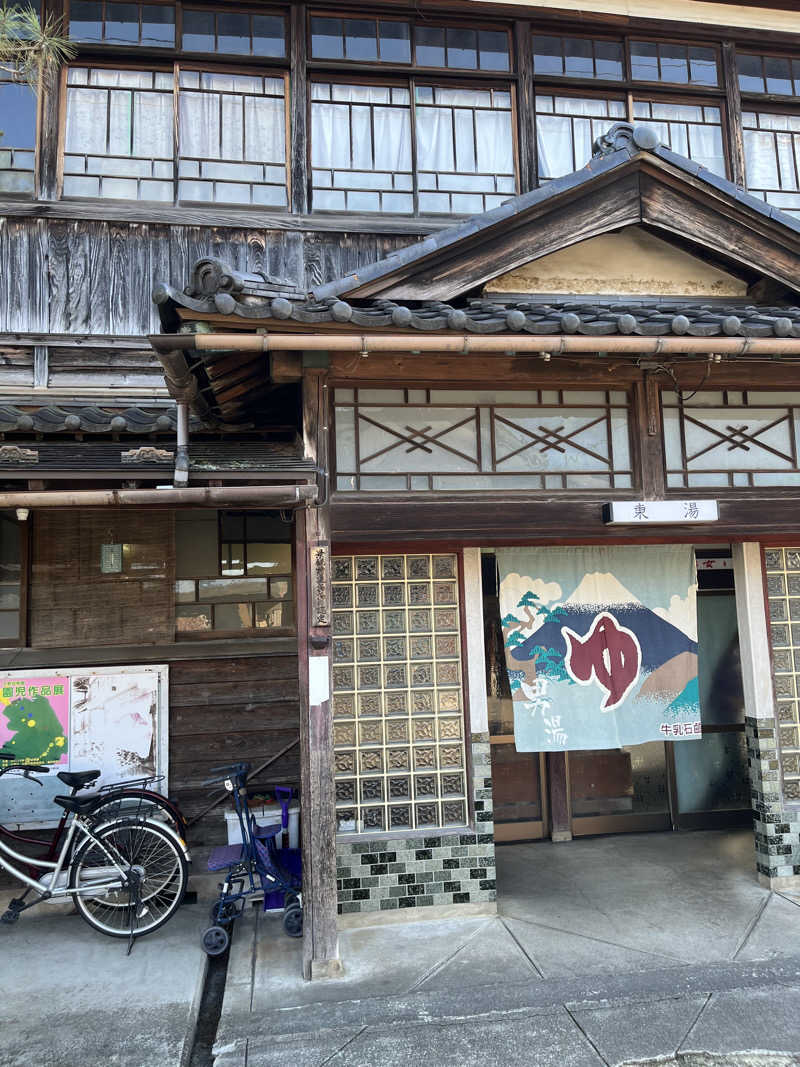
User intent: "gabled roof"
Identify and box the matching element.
[154,122,800,334]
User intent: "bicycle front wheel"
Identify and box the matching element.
[70,819,188,939]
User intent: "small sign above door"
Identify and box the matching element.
[603,500,719,525]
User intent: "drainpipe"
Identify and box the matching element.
[149,332,800,358]
[174,401,189,487]
[0,485,318,509]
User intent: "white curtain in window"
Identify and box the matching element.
[687,123,725,176]
[65,87,108,155]
[372,106,411,173]
[474,109,513,175]
[180,91,220,159]
[221,94,245,161]
[536,113,573,178]
[245,95,285,165]
[416,105,455,172]
[132,90,173,160]
[311,101,353,169]
[744,129,780,188]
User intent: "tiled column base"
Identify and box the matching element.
[747,715,800,887]
[335,735,496,916]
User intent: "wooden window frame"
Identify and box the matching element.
[308,72,518,219]
[307,9,514,77]
[58,59,291,208]
[64,0,289,66]
[175,509,295,641]
[736,47,800,105]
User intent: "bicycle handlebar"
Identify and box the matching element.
[202,761,251,786]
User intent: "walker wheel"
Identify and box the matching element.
[283,903,303,939]
[209,901,239,926]
[202,925,230,956]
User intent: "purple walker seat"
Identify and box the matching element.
[207,843,247,871]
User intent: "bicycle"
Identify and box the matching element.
[0,761,189,951]
[0,746,186,895]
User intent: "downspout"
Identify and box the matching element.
[174,401,189,487]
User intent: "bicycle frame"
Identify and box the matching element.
[0,817,128,899]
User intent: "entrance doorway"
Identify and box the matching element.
[483,549,750,842]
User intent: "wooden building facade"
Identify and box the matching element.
[3,0,800,978]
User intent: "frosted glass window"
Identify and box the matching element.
[178,71,287,207]
[335,388,632,491]
[633,99,725,176]
[63,67,175,200]
[416,85,515,214]
[312,80,514,215]
[311,82,413,213]
[662,391,800,488]
[743,111,800,218]
[535,94,626,180]
[0,73,36,195]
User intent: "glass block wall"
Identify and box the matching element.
[331,553,468,834]
[765,547,800,801]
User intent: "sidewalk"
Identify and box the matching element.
[0,885,208,1067]
[213,830,800,1067]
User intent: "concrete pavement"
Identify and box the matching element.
[213,830,800,1067]
[0,887,208,1067]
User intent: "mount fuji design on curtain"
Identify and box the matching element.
[496,546,701,752]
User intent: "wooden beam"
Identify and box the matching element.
[331,494,800,543]
[298,368,341,981]
[641,171,800,290]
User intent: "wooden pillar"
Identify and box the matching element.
[297,367,342,980]
[547,753,572,842]
[722,41,746,188]
[290,3,309,217]
[513,20,537,194]
[632,373,666,501]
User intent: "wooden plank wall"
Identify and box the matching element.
[0,217,417,337]
[169,652,301,846]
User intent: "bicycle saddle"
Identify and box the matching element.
[53,793,108,815]
[57,770,101,789]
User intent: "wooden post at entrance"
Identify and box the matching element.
[297,367,342,980]
[547,752,572,842]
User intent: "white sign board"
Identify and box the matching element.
[0,664,168,829]
[604,500,719,525]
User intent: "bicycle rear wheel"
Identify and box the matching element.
[93,790,187,838]
[70,819,187,939]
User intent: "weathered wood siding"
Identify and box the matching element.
[0,217,417,338]
[169,652,301,845]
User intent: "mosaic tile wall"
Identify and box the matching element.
[335,735,496,914]
[758,546,800,880]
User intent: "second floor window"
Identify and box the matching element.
[0,72,37,196]
[311,81,515,215]
[63,66,288,206]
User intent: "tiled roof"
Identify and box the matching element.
[0,440,314,473]
[192,297,800,338]
[0,405,183,434]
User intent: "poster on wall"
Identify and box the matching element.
[496,546,701,752]
[0,665,168,827]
